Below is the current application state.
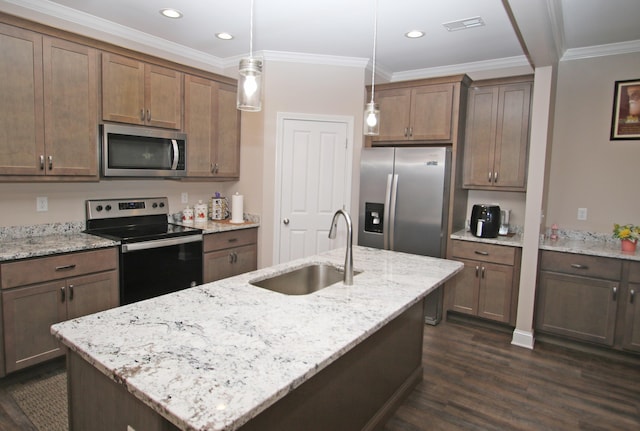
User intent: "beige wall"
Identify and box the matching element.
[546,52,640,233]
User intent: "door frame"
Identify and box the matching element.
[273,112,355,264]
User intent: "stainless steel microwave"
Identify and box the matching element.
[101,124,187,178]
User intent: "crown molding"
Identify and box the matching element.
[561,39,640,62]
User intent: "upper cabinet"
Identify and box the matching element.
[369,82,455,143]
[0,23,99,179]
[102,52,183,130]
[463,77,532,191]
[184,75,240,179]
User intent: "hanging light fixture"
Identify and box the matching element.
[364,0,380,136]
[237,0,262,111]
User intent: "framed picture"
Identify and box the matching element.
[611,79,640,140]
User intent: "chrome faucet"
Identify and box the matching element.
[328,209,354,285]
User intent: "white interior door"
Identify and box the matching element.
[277,117,351,264]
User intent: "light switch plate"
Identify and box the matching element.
[181,192,188,204]
[36,196,48,212]
[577,207,587,220]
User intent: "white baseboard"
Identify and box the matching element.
[511,329,535,349]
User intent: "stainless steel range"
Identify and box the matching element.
[84,197,203,305]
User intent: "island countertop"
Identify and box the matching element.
[51,246,463,431]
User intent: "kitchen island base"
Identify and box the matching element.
[67,300,426,431]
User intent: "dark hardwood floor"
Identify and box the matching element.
[1,320,639,431]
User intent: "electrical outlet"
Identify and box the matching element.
[577,207,587,221]
[36,196,48,212]
[181,192,188,204]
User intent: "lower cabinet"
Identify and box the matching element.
[203,228,258,283]
[536,250,640,354]
[0,248,119,375]
[446,240,521,325]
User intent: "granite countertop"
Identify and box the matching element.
[540,237,640,261]
[189,218,260,234]
[51,246,463,431]
[450,229,523,247]
[0,233,119,262]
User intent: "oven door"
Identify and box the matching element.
[120,235,203,305]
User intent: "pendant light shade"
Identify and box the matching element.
[364,0,380,136]
[237,0,262,112]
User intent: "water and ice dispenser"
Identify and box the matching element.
[364,202,384,234]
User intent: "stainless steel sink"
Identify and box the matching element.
[250,263,360,295]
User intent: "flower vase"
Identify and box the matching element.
[621,239,638,253]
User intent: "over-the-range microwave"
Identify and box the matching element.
[101,123,187,178]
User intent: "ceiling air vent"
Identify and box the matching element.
[442,16,485,32]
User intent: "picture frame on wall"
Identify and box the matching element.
[610,79,640,140]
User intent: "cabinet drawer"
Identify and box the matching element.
[629,261,640,283]
[539,250,622,280]
[204,228,257,252]
[1,248,118,289]
[450,240,516,266]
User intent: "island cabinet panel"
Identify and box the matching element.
[445,240,520,325]
[184,74,240,179]
[622,262,640,352]
[0,23,99,179]
[102,52,183,130]
[463,77,532,191]
[0,248,119,375]
[203,228,258,283]
[370,83,454,143]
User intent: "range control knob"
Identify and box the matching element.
[152,203,158,208]
[159,202,165,208]
[96,205,103,212]
[105,205,112,211]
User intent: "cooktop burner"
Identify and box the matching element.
[86,222,201,243]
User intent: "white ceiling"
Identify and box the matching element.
[2,0,640,80]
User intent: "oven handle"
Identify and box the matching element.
[121,234,203,253]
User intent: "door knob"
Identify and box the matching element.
[283,218,290,225]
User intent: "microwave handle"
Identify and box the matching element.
[171,139,179,170]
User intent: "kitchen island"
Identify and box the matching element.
[51,246,463,431]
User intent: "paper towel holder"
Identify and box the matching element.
[230,192,244,224]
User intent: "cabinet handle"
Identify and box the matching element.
[612,286,618,301]
[408,127,413,138]
[40,155,45,170]
[55,264,76,271]
[228,238,238,243]
[475,265,479,277]
[48,155,53,170]
[214,163,219,174]
[234,252,238,263]
[146,109,151,121]
[60,286,65,303]
[69,284,74,301]
[494,171,498,183]
[488,171,493,183]
[229,252,235,264]
[140,109,145,121]
[404,127,408,138]
[570,263,589,270]
[474,250,489,256]
[630,289,636,304]
[481,266,485,279]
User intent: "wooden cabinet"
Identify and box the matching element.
[621,262,640,352]
[203,229,257,283]
[184,75,240,179]
[370,83,454,143]
[463,77,531,191]
[102,52,183,130]
[0,248,119,374]
[0,23,99,178]
[446,240,521,325]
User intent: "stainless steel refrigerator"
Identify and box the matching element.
[358,147,451,325]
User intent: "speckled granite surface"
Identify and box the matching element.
[51,246,463,431]
[450,229,523,247]
[0,232,119,262]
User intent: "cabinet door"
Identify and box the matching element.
[66,271,119,320]
[448,259,480,316]
[0,23,44,175]
[185,74,217,177]
[463,86,498,187]
[145,64,182,129]
[203,245,257,283]
[2,281,66,373]
[43,37,98,177]
[623,282,640,352]
[477,262,514,323]
[409,84,453,141]
[536,271,618,346]
[371,88,411,142]
[102,52,145,125]
[493,83,531,189]
[214,82,240,178]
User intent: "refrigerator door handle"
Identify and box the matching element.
[388,174,399,250]
[383,174,393,250]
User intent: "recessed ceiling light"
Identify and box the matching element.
[405,30,425,39]
[216,32,234,40]
[442,16,485,32]
[160,8,183,19]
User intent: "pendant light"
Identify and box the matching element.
[364,0,380,136]
[237,0,262,111]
